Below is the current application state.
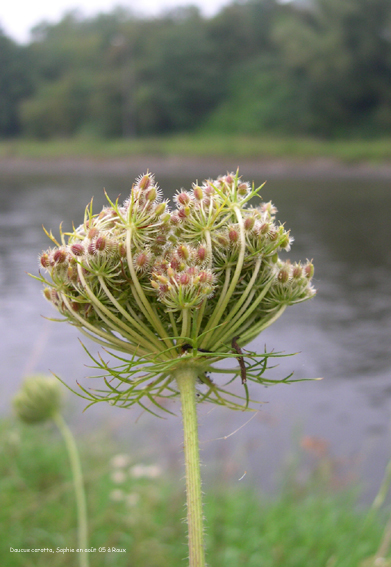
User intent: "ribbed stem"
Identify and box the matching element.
[174,367,206,567]
[53,413,89,567]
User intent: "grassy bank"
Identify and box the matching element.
[0,418,388,567]
[1,135,391,163]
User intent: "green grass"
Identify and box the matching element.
[1,134,391,163]
[0,417,387,567]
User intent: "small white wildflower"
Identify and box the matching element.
[109,489,125,502]
[110,454,131,469]
[129,464,162,479]
[111,470,127,484]
[129,464,147,478]
[126,492,140,507]
[145,465,162,478]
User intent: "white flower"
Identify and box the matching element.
[129,464,162,479]
[109,489,124,502]
[110,454,131,469]
[111,470,127,484]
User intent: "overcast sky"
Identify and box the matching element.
[1,0,231,43]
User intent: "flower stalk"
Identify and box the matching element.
[13,376,89,567]
[175,366,205,567]
[53,412,89,567]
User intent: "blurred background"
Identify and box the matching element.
[1,0,391,564]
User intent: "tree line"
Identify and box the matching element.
[1,0,391,139]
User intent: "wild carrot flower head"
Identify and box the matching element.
[33,171,315,413]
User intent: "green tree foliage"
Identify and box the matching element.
[0,29,33,137]
[2,0,391,138]
[272,0,391,136]
[206,0,391,137]
[134,7,223,134]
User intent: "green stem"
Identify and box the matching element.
[200,205,245,349]
[126,229,173,350]
[211,258,262,345]
[98,275,170,358]
[181,309,191,343]
[199,267,231,348]
[61,293,136,354]
[374,511,391,560]
[212,279,274,350]
[174,367,206,567]
[53,413,89,567]
[372,455,391,512]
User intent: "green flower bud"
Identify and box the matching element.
[43,287,51,301]
[304,262,315,279]
[155,202,166,216]
[193,186,203,201]
[146,187,157,202]
[13,375,62,424]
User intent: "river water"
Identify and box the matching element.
[1,168,390,500]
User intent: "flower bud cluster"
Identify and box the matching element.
[262,260,316,309]
[38,173,172,322]
[151,245,215,311]
[36,171,315,362]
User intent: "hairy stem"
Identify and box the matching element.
[174,366,206,567]
[53,413,89,567]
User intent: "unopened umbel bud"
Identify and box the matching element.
[193,186,203,201]
[278,269,290,284]
[53,249,67,264]
[138,173,152,190]
[177,192,191,206]
[177,245,190,260]
[71,243,84,256]
[180,273,190,285]
[229,228,239,243]
[237,183,248,196]
[292,265,303,279]
[304,262,314,279]
[146,187,157,202]
[244,217,255,231]
[95,236,106,251]
[197,247,207,263]
[155,202,166,216]
[40,253,50,268]
[13,375,62,424]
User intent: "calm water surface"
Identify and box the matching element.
[0,169,390,499]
